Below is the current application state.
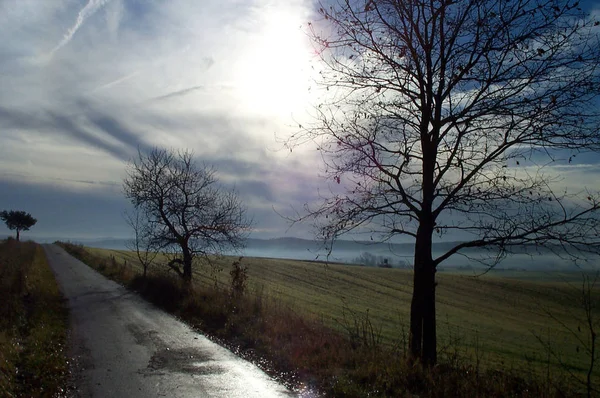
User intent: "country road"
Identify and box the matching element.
[43,244,296,398]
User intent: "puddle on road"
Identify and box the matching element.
[128,324,224,377]
[147,347,225,376]
[127,323,165,349]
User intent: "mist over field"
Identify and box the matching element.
[16,234,595,272]
[242,239,598,271]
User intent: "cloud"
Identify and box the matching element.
[0,103,142,161]
[148,85,207,102]
[0,178,130,239]
[50,0,114,56]
[0,0,356,239]
[88,70,141,94]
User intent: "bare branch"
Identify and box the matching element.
[123,147,252,282]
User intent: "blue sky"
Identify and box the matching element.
[1,0,599,242]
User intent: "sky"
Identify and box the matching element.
[0,0,328,240]
[1,0,600,242]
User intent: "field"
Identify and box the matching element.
[0,240,69,397]
[85,247,599,384]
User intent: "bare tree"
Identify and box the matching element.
[123,147,251,283]
[124,209,159,278]
[290,0,600,364]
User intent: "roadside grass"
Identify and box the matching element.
[0,239,69,398]
[58,242,598,396]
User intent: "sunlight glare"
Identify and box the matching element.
[234,4,315,119]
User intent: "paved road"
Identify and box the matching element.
[43,244,295,398]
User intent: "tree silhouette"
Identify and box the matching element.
[0,210,37,241]
[123,147,251,283]
[124,209,159,279]
[291,0,600,365]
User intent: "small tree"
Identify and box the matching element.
[124,209,159,278]
[291,0,600,365]
[581,272,599,398]
[123,147,251,283]
[534,271,599,397]
[0,210,37,241]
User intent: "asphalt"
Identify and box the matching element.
[43,244,296,398]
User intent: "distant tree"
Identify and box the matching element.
[0,210,37,241]
[353,251,396,267]
[291,0,600,365]
[379,258,391,268]
[354,251,378,266]
[123,147,251,283]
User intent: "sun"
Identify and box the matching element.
[233,3,316,120]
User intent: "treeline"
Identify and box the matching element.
[352,251,410,268]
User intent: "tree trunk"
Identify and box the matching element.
[410,220,437,365]
[16,229,20,241]
[410,265,423,359]
[422,263,437,365]
[182,248,193,283]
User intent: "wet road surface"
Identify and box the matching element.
[43,244,295,398]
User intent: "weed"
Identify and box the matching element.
[229,257,248,300]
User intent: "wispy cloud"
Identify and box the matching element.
[50,0,114,56]
[88,70,141,94]
[148,86,207,102]
[0,0,342,238]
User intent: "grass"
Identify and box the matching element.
[58,242,599,397]
[0,239,69,398]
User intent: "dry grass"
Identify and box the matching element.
[0,239,69,397]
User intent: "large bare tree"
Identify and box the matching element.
[290,0,600,364]
[123,148,250,283]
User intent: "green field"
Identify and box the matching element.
[87,247,599,384]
